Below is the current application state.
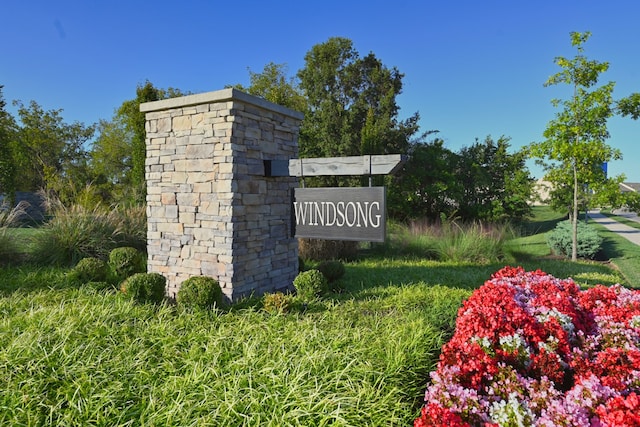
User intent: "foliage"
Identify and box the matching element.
[120,272,166,304]
[176,276,223,310]
[527,31,640,261]
[262,291,291,314]
[378,218,513,264]
[293,269,328,299]
[0,201,28,264]
[388,135,533,222]
[0,86,17,204]
[0,223,634,425]
[108,246,146,283]
[297,37,420,187]
[233,62,307,111]
[68,257,109,285]
[387,137,458,220]
[316,260,346,283]
[547,219,603,259]
[30,204,119,265]
[11,100,95,203]
[92,81,186,204]
[454,136,533,222]
[415,266,640,426]
[298,238,359,261]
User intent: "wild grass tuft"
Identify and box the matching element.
[29,202,146,266]
[0,201,29,264]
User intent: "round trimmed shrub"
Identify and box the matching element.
[316,260,345,282]
[69,257,109,284]
[109,246,146,282]
[177,276,223,309]
[546,220,603,259]
[293,269,328,299]
[262,291,291,314]
[121,272,166,304]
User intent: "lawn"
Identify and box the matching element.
[0,206,634,426]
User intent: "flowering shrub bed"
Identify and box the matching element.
[415,266,640,427]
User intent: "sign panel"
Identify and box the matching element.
[293,187,386,242]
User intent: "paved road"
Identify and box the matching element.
[588,210,640,246]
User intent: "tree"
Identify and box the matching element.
[528,31,640,261]
[92,81,186,204]
[297,37,420,186]
[455,136,533,222]
[0,86,17,206]
[387,135,458,220]
[232,62,307,112]
[12,100,95,202]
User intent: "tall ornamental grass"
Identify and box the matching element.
[0,200,28,264]
[380,218,514,263]
[29,202,146,265]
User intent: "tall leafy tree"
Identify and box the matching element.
[297,37,419,186]
[93,81,185,204]
[528,32,640,261]
[455,136,533,221]
[387,134,458,220]
[12,100,95,202]
[233,62,307,112]
[0,86,17,206]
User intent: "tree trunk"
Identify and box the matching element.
[572,163,578,261]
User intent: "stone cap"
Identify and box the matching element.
[139,87,304,120]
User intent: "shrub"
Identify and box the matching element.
[262,292,291,314]
[316,260,345,283]
[298,238,359,261]
[293,269,328,300]
[120,272,166,304]
[176,276,223,309]
[29,204,120,265]
[69,257,109,284]
[0,203,25,263]
[546,220,603,259]
[109,247,146,282]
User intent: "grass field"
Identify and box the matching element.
[0,206,635,425]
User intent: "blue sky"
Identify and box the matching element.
[3,1,640,181]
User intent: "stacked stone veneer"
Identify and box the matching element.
[140,88,303,301]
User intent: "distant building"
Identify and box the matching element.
[620,182,640,193]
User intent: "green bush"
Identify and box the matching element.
[262,292,291,314]
[298,239,359,261]
[69,257,109,284]
[546,220,603,259]
[109,247,146,282]
[316,260,345,282]
[120,272,166,304]
[176,276,223,309]
[293,269,328,300]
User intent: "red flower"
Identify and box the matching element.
[597,392,640,427]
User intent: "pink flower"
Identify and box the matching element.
[414,267,640,427]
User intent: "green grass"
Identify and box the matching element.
[0,204,636,425]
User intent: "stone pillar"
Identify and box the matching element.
[141,88,303,301]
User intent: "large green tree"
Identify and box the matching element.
[12,100,95,202]
[91,81,186,204]
[233,62,307,112]
[456,136,533,222]
[0,86,17,205]
[528,31,640,261]
[297,37,420,186]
